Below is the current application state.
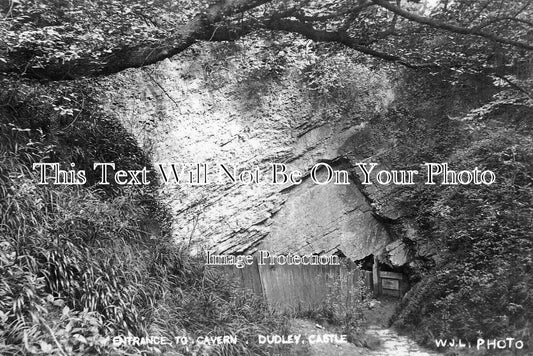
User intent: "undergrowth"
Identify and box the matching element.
[0,78,290,355]
[375,73,533,353]
[295,265,371,345]
[392,128,533,351]
[345,71,532,354]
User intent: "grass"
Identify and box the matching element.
[0,78,292,356]
[292,266,372,346]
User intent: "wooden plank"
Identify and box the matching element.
[364,271,373,291]
[381,278,400,290]
[222,257,375,312]
[379,271,403,280]
[373,255,380,296]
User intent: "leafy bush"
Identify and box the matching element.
[392,115,533,350]
[349,69,532,352]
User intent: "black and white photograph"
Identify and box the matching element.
[1,0,532,355]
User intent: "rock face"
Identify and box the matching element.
[102,44,400,262]
[260,164,390,260]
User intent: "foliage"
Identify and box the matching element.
[1,0,532,80]
[370,70,533,350]
[1,1,532,354]
[0,80,290,355]
[0,82,152,354]
[0,0,209,67]
[304,50,393,117]
[298,266,371,344]
[395,128,533,344]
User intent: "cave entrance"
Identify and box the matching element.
[358,254,409,298]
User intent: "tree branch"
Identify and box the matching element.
[494,74,532,99]
[292,1,373,23]
[476,16,533,30]
[3,0,528,81]
[0,0,272,80]
[371,0,533,51]
[263,18,437,69]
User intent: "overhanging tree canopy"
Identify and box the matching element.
[1,0,532,80]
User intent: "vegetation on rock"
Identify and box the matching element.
[0,80,291,355]
[1,0,532,355]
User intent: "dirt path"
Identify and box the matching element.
[363,325,443,356]
[289,319,442,356]
[289,319,368,356]
[288,298,443,356]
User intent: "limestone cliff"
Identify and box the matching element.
[102,43,409,264]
